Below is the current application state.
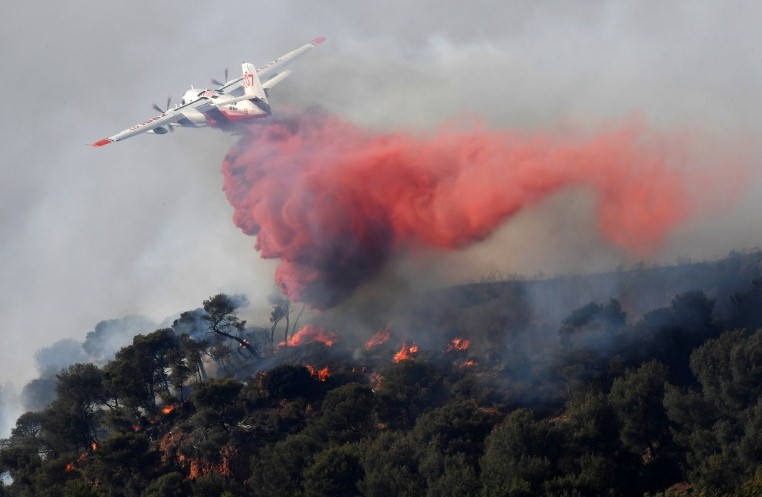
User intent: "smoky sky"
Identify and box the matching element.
[1,0,761,434]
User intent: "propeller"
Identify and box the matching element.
[151,97,175,132]
[153,97,172,114]
[211,68,229,88]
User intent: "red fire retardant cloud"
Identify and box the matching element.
[222,111,741,308]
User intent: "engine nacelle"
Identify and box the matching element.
[150,127,169,135]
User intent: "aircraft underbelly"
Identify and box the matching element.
[219,100,269,120]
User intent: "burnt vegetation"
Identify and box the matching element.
[3,251,762,496]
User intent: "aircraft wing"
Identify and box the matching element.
[219,37,325,96]
[90,97,218,147]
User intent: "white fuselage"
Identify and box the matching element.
[175,88,269,128]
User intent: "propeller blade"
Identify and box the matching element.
[212,68,230,88]
[153,96,173,115]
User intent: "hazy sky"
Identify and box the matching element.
[2,1,761,432]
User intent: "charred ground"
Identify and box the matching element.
[3,250,762,496]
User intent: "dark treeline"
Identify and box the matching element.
[3,265,762,496]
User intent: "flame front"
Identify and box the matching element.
[447,337,471,352]
[365,329,391,350]
[162,405,176,415]
[280,325,337,347]
[306,364,331,382]
[393,342,419,363]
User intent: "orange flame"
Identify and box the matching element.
[365,329,391,350]
[279,325,337,347]
[447,337,471,352]
[189,460,200,480]
[392,342,419,363]
[461,359,476,367]
[162,404,176,415]
[65,448,93,473]
[306,364,331,382]
[183,451,234,481]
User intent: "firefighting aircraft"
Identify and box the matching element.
[90,37,325,147]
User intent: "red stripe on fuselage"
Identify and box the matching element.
[222,110,269,121]
[207,109,267,126]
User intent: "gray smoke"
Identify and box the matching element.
[82,315,157,364]
[16,315,157,412]
[33,339,90,376]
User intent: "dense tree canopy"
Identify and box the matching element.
[4,273,762,496]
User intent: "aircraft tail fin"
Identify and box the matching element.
[242,63,267,103]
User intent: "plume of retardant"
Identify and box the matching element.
[222,111,740,309]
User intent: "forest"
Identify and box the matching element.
[2,251,762,497]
